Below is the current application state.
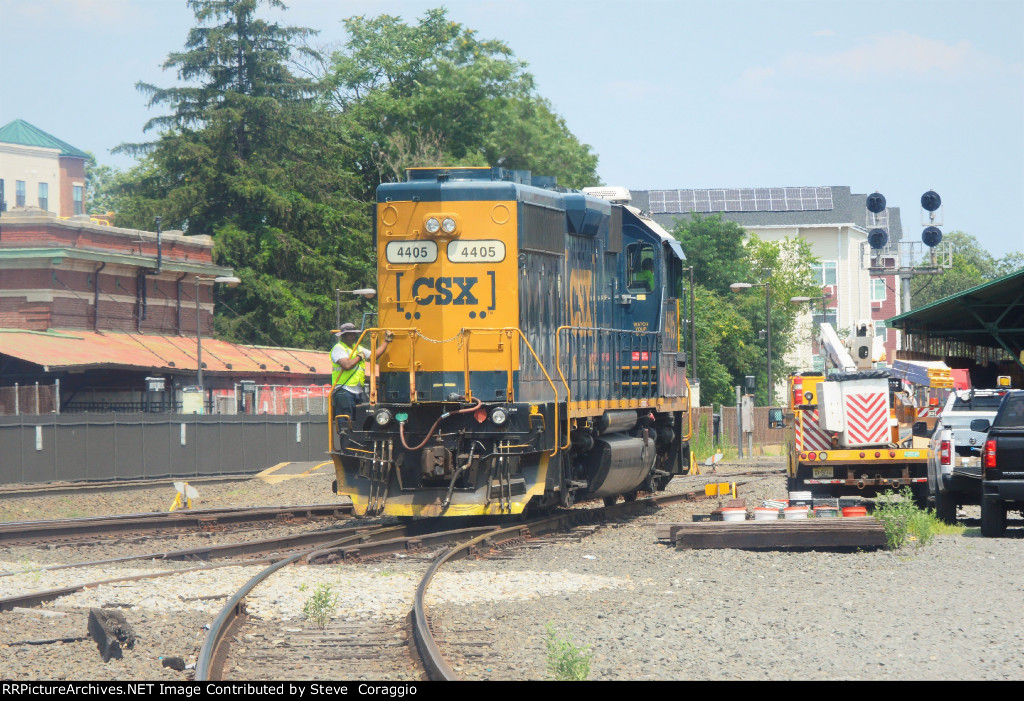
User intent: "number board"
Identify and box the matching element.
[446,240,506,263]
[385,240,438,264]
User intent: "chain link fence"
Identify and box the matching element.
[0,383,58,416]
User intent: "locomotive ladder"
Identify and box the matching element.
[365,439,394,516]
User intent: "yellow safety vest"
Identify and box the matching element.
[331,341,365,388]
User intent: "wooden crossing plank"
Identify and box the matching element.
[656,519,886,551]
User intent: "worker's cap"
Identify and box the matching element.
[335,323,359,336]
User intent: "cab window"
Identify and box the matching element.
[627,243,656,293]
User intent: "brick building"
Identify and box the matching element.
[0,209,331,414]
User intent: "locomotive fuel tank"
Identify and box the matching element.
[580,432,657,499]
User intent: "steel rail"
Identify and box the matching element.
[0,504,353,544]
[410,472,783,680]
[195,523,507,680]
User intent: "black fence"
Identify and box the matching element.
[0,413,330,485]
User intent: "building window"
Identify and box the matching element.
[0,179,5,211]
[871,278,887,302]
[16,180,26,207]
[875,320,887,340]
[73,185,84,215]
[38,182,49,211]
[812,308,838,329]
[811,261,837,286]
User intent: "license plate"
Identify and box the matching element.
[813,467,833,479]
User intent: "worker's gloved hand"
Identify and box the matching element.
[384,330,395,343]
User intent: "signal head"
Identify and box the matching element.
[921,190,942,212]
[868,228,889,249]
[866,192,887,214]
[922,226,943,247]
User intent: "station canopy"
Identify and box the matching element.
[887,268,1024,373]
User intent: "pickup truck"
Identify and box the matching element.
[926,390,1004,524]
[942,390,1006,456]
[970,390,1024,537]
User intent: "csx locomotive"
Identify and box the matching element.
[330,167,693,517]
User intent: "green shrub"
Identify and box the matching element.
[873,487,956,549]
[302,583,339,629]
[545,624,592,681]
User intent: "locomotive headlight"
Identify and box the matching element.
[375,408,393,426]
[490,407,509,426]
[424,217,441,234]
[441,217,457,234]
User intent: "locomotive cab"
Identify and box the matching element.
[330,168,692,517]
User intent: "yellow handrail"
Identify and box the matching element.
[344,326,565,456]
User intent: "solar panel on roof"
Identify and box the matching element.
[646,186,835,214]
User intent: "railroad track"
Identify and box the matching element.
[0,503,353,547]
[197,476,775,681]
[0,468,783,679]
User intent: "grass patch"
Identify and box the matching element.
[302,583,339,630]
[545,624,592,681]
[872,487,962,549]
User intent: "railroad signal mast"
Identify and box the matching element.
[862,190,952,313]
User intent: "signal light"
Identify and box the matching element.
[866,192,887,214]
[490,407,509,425]
[889,450,896,458]
[868,228,888,249]
[921,190,941,212]
[940,440,951,466]
[922,226,942,247]
[473,408,488,423]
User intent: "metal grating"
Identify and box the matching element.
[648,187,834,214]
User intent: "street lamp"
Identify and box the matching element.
[195,275,241,398]
[730,280,773,406]
[335,288,377,330]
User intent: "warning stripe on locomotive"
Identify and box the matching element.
[797,409,831,451]
[845,392,890,444]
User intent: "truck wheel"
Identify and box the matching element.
[912,485,930,510]
[980,496,1007,537]
[933,491,957,525]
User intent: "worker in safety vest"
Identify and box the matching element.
[331,322,392,421]
[634,257,655,292]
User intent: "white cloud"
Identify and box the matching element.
[727,30,1021,95]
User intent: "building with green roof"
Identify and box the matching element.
[0,119,89,217]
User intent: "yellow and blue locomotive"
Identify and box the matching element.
[330,167,692,517]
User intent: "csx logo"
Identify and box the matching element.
[412,277,479,305]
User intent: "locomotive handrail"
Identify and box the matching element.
[554,325,662,410]
[339,326,566,457]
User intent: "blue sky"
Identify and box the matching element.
[2,0,1021,257]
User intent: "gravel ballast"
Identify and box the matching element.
[1,460,1022,680]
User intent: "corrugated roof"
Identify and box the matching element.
[0,329,330,377]
[0,119,90,159]
[887,267,1024,367]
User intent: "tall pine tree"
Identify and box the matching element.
[114,0,372,348]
